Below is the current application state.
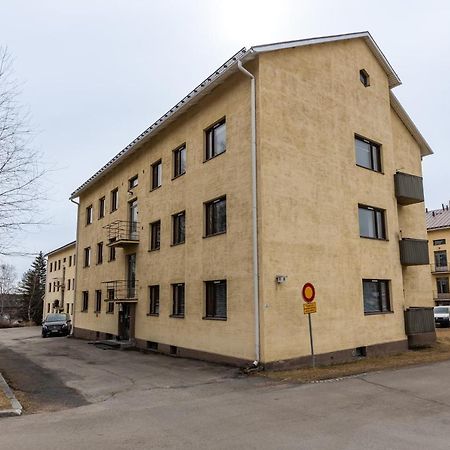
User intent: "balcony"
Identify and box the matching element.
[399,238,429,266]
[394,172,424,205]
[103,280,139,302]
[104,221,139,248]
[431,265,450,274]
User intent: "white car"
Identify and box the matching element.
[434,306,450,327]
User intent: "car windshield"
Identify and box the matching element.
[45,314,67,322]
[434,307,449,314]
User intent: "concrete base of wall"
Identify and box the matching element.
[265,339,409,371]
[74,327,410,370]
[407,331,436,349]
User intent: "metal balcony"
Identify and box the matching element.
[104,221,139,248]
[399,238,429,266]
[431,264,450,274]
[103,280,138,302]
[394,172,424,205]
[433,291,450,300]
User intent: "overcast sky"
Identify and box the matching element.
[1,0,449,277]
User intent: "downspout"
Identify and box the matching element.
[70,197,80,334]
[237,60,261,366]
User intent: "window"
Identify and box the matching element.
[437,277,450,294]
[48,283,51,292]
[171,283,185,317]
[47,304,50,313]
[66,303,70,314]
[82,291,89,312]
[149,285,160,315]
[86,205,93,225]
[70,304,74,315]
[435,251,448,269]
[73,255,76,266]
[362,279,391,314]
[107,289,115,313]
[151,160,162,190]
[99,197,106,219]
[63,257,66,263]
[84,247,91,267]
[109,243,116,262]
[129,175,138,189]
[359,69,370,87]
[58,260,61,270]
[111,188,119,212]
[97,242,103,265]
[205,196,226,236]
[434,239,446,246]
[150,220,161,251]
[205,119,226,160]
[49,262,53,272]
[172,211,185,245]
[95,290,102,313]
[68,279,71,290]
[358,205,386,240]
[355,136,381,172]
[69,255,72,267]
[173,145,186,178]
[205,280,227,319]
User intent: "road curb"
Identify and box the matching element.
[0,372,22,417]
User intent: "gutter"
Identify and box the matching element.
[237,60,261,366]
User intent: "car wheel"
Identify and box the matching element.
[42,333,47,338]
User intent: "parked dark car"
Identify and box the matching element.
[41,313,72,338]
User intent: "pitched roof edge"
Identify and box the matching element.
[45,241,77,258]
[390,92,433,157]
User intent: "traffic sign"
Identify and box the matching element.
[303,302,317,314]
[302,283,316,303]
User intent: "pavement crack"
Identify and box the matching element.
[358,376,450,409]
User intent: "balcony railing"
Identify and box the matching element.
[394,172,424,205]
[103,280,139,302]
[399,238,429,266]
[431,264,450,274]
[104,221,139,247]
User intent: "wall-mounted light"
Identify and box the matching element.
[275,275,287,284]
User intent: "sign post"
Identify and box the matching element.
[302,283,317,368]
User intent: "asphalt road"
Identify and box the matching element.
[1,327,450,450]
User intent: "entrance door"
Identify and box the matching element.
[118,303,131,340]
[129,200,138,240]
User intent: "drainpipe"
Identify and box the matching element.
[70,198,80,333]
[237,60,260,366]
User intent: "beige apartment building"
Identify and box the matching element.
[70,32,434,367]
[426,204,450,305]
[44,241,76,320]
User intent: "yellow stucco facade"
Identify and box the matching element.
[71,34,434,366]
[44,242,76,321]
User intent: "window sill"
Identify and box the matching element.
[172,172,186,181]
[108,259,116,263]
[150,185,162,192]
[170,242,185,247]
[202,316,227,321]
[364,311,394,316]
[106,311,114,314]
[110,209,118,214]
[203,150,226,163]
[360,236,389,242]
[203,231,226,239]
[169,314,185,319]
[147,313,159,317]
[355,163,384,175]
[148,248,160,253]
[81,310,88,313]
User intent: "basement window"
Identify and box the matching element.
[360,69,370,87]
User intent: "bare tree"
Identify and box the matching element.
[0,46,45,255]
[0,263,16,315]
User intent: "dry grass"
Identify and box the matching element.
[261,328,450,384]
[0,389,11,410]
